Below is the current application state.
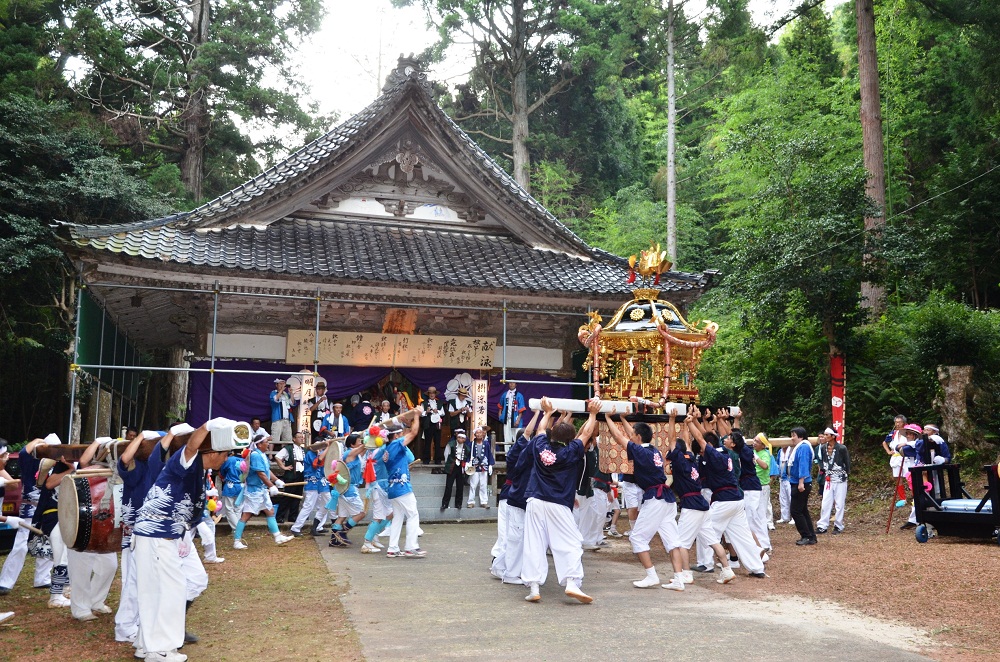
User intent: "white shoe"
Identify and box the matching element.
[717,567,736,584]
[681,570,694,584]
[0,611,14,624]
[582,543,600,551]
[729,559,741,569]
[91,603,113,614]
[661,577,685,591]
[767,522,776,530]
[761,553,770,564]
[371,539,384,549]
[233,539,248,550]
[133,646,146,659]
[48,595,71,608]
[205,557,225,564]
[360,542,378,554]
[564,581,593,604]
[775,519,787,524]
[632,574,660,588]
[274,534,293,545]
[525,582,540,602]
[76,612,98,622]
[595,540,611,548]
[144,650,187,662]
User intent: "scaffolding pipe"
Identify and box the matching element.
[67,279,84,443]
[506,379,592,387]
[313,289,321,375]
[72,364,317,375]
[93,306,106,440]
[116,329,126,433]
[501,299,507,384]
[208,281,219,418]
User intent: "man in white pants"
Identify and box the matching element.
[686,419,766,580]
[665,435,734,584]
[0,438,53,595]
[382,408,425,557]
[490,415,537,579]
[521,397,599,603]
[602,416,685,590]
[752,434,775,531]
[68,437,120,622]
[816,427,850,534]
[466,427,494,508]
[132,421,234,662]
[291,443,332,538]
[729,431,771,555]
[777,446,793,523]
[497,381,526,453]
[575,449,606,550]
[498,412,541,584]
[117,430,172,642]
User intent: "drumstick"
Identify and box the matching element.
[274,491,304,500]
[409,459,422,468]
[17,521,44,536]
[278,481,307,488]
[212,514,224,525]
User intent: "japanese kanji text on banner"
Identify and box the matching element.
[285,330,496,369]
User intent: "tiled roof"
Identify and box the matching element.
[70,83,403,240]
[69,218,711,297]
[68,71,592,255]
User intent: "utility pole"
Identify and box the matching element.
[666,0,677,263]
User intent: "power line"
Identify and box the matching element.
[721,160,1000,284]
[884,162,1000,223]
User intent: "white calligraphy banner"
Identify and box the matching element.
[286,330,495,369]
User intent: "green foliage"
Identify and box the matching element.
[708,12,872,347]
[0,94,172,439]
[64,0,327,200]
[693,291,830,436]
[531,160,581,221]
[0,0,67,97]
[847,294,1000,443]
[570,183,663,257]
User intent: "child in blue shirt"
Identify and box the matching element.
[330,435,367,547]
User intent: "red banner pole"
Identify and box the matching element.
[830,354,846,441]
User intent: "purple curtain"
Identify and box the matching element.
[187,360,575,426]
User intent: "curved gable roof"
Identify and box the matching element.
[70,68,594,256]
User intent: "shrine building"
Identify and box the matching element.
[58,56,716,457]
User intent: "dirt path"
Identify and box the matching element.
[321,522,935,661]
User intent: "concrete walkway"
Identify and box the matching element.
[318,522,930,662]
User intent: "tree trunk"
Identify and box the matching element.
[666,0,677,263]
[167,347,190,423]
[180,0,212,202]
[856,0,886,314]
[934,365,978,451]
[510,0,531,193]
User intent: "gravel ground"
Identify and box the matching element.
[603,498,1000,662]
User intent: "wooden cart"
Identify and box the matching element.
[910,463,1000,544]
